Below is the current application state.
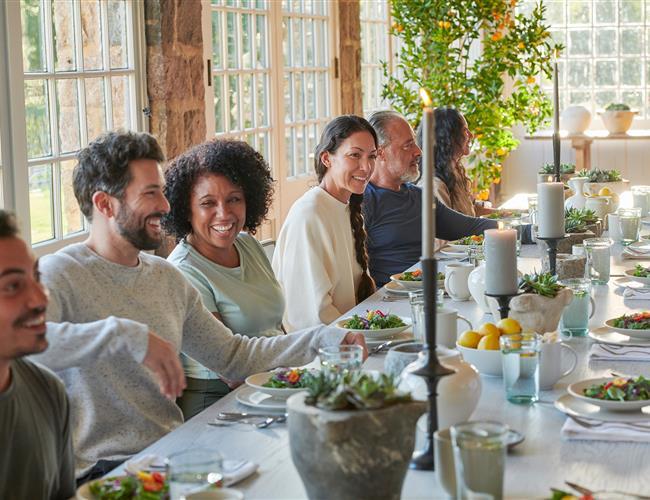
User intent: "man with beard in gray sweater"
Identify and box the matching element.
[32,131,365,483]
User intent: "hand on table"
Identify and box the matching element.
[341,332,368,361]
[143,331,186,400]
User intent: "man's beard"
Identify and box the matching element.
[401,164,420,184]
[115,204,164,251]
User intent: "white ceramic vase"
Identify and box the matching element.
[565,176,588,210]
[468,262,490,314]
[399,346,481,429]
[561,105,591,134]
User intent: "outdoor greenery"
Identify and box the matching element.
[383,0,559,199]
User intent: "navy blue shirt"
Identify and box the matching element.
[363,182,498,287]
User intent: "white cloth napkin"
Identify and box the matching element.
[561,417,650,443]
[589,343,650,361]
[623,287,650,300]
[622,247,650,260]
[124,454,259,486]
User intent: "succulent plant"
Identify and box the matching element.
[605,103,631,111]
[519,272,565,298]
[304,370,412,411]
[565,207,598,233]
[575,169,622,183]
[539,163,575,175]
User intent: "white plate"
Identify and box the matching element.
[589,327,650,346]
[604,318,650,340]
[446,242,477,252]
[364,329,415,348]
[625,241,650,255]
[235,386,288,411]
[567,377,650,412]
[384,281,412,296]
[440,247,468,258]
[245,371,308,399]
[335,317,411,339]
[389,273,423,290]
[613,276,650,289]
[624,268,650,284]
[555,394,650,423]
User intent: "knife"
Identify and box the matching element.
[217,412,288,421]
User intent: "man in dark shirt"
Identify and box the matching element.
[364,110,497,286]
[0,210,75,500]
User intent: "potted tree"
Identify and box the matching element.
[487,273,573,333]
[287,371,426,500]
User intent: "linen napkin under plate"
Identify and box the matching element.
[623,287,650,300]
[589,344,650,361]
[622,247,650,260]
[561,417,650,443]
[124,453,259,486]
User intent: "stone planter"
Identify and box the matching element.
[287,393,426,500]
[487,288,573,334]
[541,253,586,280]
[599,110,637,134]
[583,179,630,197]
[584,221,603,237]
[537,172,574,185]
[538,230,595,254]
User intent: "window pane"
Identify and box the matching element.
[284,73,292,122]
[52,0,76,72]
[111,75,130,130]
[567,60,591,87]
[317,71,328,116]
[229,75,239,130]
[24,79,52,159]
[285,126,294,177]
[56,79,80,154]
[255,15,266,67]
[212,12,223,69]
[621,28,643,55]
[595,0,616,23]
[85,78,107,141]
[242,14,252,69]
[294,72,305,120]
[568,1,591,25]
[255,74,268,127]
[292,18,303,66]
[108,0,128,68]
[22,0,46,72]
[305,71,316,120]
[214,75,225,133]
[283,18,291,65]
[227,12,238,69]
[546,0,565,24]
[569,30,591,56]
[305,18,314,66]
[622,89,643,108]
[29,165,54,243]
[60,160,84,235]
[595,60,617,85]
[81,0,104,70]
[620,0,643,23]
[596,29,617,56]
[295,126,305,175]
[242,74,253,129]
[595,90,617,108]
[257,132,268,160]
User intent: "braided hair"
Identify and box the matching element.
[314,115,377,303]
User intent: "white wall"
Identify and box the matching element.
[499,123,650,202]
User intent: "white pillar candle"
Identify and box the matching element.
[484,228,519,295]
[537,182,565,238]
[420,90,436,259]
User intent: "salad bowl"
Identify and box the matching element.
[390,271,423,290]
[446,235,484,252]
[605,313,650,340]
[568,377,650,412]
[624,266,650,285]
[335,315,411,339]
[245,369,311,399]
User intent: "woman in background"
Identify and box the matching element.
[273,115,377,331]
[163,139,283,419]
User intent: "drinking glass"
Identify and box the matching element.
[450,421,509,500]
[527,194,538,225]
[409,292,425,343]
[166,449,223,500]
[618,207,642,245]
[632,186,650,217]
[319,345,363,373]
[559,278,595,338]
[500,333,541,405]
[583,237,611,284]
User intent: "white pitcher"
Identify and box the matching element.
[565,176,588,210]
[585,195,613,222]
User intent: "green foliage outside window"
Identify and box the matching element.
[383,0,559,199]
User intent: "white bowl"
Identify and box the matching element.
[456,343,502,377]
[605,318,650,340]
[623,268,650,285]
[389,273,423,290]
[245,371,308,399]
[335,317,411,339]
[568,377,650,412]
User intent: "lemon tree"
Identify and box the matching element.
[383,0,559,199]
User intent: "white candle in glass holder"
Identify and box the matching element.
[537,182,565,238]
[484,228,518,295]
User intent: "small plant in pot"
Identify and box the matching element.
[599,102,637,135]
[287,371,426,500]
[576,168,629,198]
[537,163,575,184]
[488,273,573,333]
[566,207,602,237]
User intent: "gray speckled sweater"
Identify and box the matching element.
[31,243,346,476]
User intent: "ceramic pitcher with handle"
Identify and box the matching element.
[585,195,613,221]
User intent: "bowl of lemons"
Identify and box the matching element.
[455,318,523,377]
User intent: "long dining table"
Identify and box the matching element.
[110,241,650,498]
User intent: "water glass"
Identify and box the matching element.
[450,421,509,500]
[618,207,642,245]
[527,194,538,225]
[166,449,223,500]
[319,345,363,373]
[500,333,541,405]
[583,237,611,284]
[632,186,650,217]
[559,278,595,338]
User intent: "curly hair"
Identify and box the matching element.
[73,130,164,221]
[163,139,274,239]
[314,115,377,303]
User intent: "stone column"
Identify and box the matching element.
[144,0,206,161]
[337,0,362,116]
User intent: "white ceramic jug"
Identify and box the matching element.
[565,176,588,210]
[585,195,613,221]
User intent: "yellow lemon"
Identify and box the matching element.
[497,318,522,335]
[458,330,482,349]
[477,333,501,350]
[598,187,612,196]
[478,322,500,337]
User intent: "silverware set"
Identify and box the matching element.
[380,294,407,302]
[596,343,650,357]
[208,412,287,429]
[567,413,650,432]
[369,339,414,355]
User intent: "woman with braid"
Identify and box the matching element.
[273,115,377,331]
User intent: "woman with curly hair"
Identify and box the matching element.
[163,139,283,419]
[272,115,377,331]
[417,107,492,216]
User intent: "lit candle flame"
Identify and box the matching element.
[419,88,432,107]
[497,221,504,230]
[547,175,553,183]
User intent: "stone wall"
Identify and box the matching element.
[144,0,206,161]
[337,0,362,116]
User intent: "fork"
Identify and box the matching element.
[381,295,406,302]
[567,414,650,431]
[596,344,650,357]
[566,481,650,500]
